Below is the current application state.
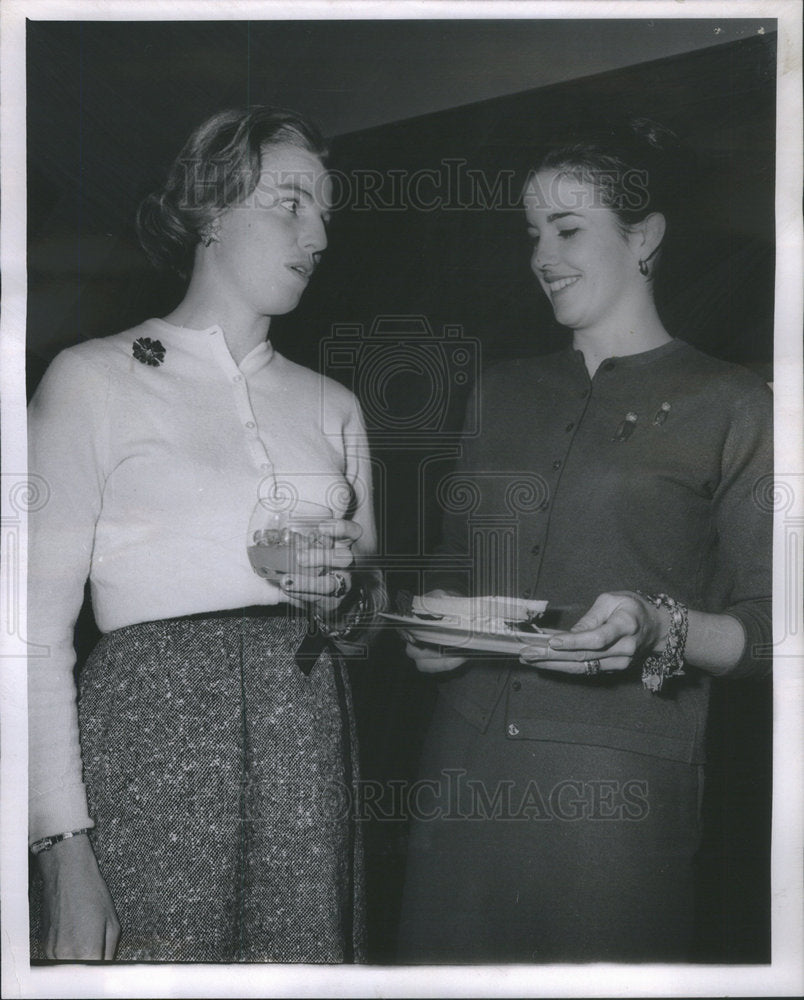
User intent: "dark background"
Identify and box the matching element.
[27,18,775,963]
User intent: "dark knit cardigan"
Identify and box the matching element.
[428,339,773,764]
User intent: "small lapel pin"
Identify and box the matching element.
[614,411,638,442]
[653,402,671,426]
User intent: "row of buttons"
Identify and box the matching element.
[207,330,276,473]
[524,381,594,602]
[509,673,523,736]
[229,366,273,473]
[529,427,571,557]
[513,374,608,716]
[229,369,255,428]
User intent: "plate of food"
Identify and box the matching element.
[380,595,557,654]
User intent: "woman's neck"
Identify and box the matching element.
[163,273,270,367]
[572,301,671,378]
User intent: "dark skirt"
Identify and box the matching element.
[31,610,364,963]
[397,691,703,964]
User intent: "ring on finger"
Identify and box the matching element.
[330,571,349,599]
[584,658,602,676]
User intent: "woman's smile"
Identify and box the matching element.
[541,273,582,294]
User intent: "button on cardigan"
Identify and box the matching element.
[28,319,376,842]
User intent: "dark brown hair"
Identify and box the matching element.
[533,117,689,230]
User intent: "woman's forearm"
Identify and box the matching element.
[655,607,747,677]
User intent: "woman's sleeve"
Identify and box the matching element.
[341,395,389,624]
[343,395,377,558]
[27,349,110,842]
[713,381,774,679]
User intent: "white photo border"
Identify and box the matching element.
[2,2,802,997]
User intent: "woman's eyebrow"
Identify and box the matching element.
[276,179,311,199]
[547,211,583,223]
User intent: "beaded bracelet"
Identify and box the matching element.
[30,828,90,856]
[638,592,689,694]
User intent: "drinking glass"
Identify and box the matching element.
[247,499,335,582]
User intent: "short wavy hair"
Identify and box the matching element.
[136,106,328,278]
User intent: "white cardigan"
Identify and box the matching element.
[28,318,376,842]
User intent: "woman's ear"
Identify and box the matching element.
[632,212,666,261]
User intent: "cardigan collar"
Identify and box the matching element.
[569,337,687,372]
[146,318,275,378]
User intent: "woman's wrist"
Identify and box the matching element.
[647,600,672,653]
[683,610,747,676]
[314,571,386,642]
[30,828,91,856]
[34,827,96,877]
[637,593,689,693]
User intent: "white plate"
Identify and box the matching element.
[379,612,557,654]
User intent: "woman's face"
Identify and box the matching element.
[207,143,332,318]
[524,169,644,334]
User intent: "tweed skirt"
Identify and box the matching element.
[31,610,364,963]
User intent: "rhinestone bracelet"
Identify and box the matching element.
[638,592,689,694]
[315,572,386,643]
[30,827,90,856]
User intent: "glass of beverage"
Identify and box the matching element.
[247,498,335,582]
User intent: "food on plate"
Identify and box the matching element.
[410,595,548,635]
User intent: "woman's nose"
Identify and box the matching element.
[302,214,328,255]
[531,248,553,275]
[533,236,557,269]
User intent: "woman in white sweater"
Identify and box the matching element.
[28,107,377,962]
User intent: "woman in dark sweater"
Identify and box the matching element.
[397,119,772,963]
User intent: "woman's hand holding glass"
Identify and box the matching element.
[248,498,363,611]
[518,591,667,674]
[279,518,363,612]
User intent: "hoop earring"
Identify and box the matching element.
[638,244,660,278]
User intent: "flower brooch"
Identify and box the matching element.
[132,337,166,367]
